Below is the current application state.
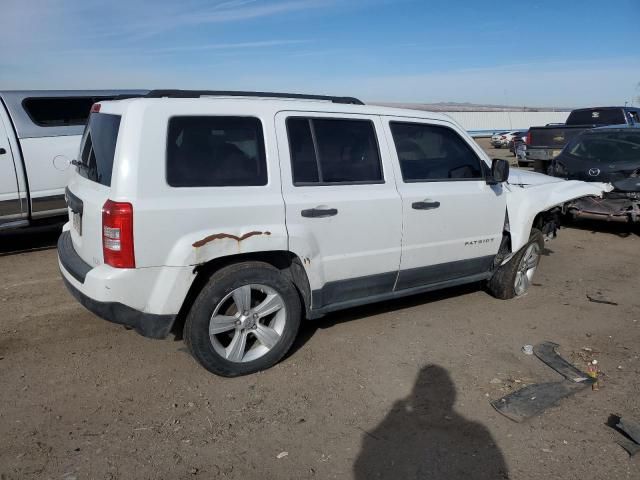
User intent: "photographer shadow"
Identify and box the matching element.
[354,365,509,480]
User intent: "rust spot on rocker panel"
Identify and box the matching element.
[192,231,271,248]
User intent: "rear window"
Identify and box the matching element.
[566,131,640,163]
[23,97,106,127]
[166,116,267,187]
[566,109,626,126]
[77,113,121,187]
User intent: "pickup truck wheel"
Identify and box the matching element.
[184,262,301,377]
[487,230,544,300]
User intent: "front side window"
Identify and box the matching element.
[287,117,383,185]
[166,116,267,187]
[390,122,483,182]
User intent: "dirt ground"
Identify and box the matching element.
[1,140,639,479]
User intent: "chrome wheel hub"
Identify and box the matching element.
[514,243,540,296]
[208,284,286,363]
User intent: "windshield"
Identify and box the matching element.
[77,113,121,186]
[566,131,640,163]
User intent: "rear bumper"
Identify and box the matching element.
[525,148,556,161]
[61,275,176,338]
[57,231,193,338]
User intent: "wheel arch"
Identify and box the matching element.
[171,250,312,337]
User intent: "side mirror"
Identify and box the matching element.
[487,158,509,185]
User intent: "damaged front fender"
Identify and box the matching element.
[505,170,611,252]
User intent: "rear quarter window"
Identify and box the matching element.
[77,113,121,187]
[166,116,267,187]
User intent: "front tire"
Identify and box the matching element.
[184,262,301,377]
[487,230,544,300]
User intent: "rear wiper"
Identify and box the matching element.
[71,159,89,171]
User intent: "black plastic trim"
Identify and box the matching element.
[312,271,398,308]
[32,194,66,213]
[57,231,91,283]
[396,255,495,291]
[309,271,491,319]
[61,276,176,339]
[64,187,83,214]
[309,256,495,317]
[143,90,364,105]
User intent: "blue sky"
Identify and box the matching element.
[2,0,639,107]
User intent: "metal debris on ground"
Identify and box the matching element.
[491,341,595,422]
[608,415,640,457]
[586,293,618,306]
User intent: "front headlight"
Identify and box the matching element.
[551,161,568,178]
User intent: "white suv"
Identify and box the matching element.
[58,90,607,377]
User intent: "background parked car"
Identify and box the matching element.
[550,125,640,222]
[490,131,510,148]
[526,106,640,172]
[508,130,527,155]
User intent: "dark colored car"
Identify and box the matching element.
[508,131,528,160]
[550,125,640,222]
[526,106,640,172]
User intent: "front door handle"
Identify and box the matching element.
[412,200,440,210]
[301,207,338,218]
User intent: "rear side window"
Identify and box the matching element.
[166,116,267,187]
[77,113,121,187]
[566,109,626,126]
[390,122,483,182]
[287,117,383,185]
[23,97,102,127]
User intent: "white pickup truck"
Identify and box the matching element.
[0,90,144,230]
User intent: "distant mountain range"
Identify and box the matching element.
[372,102,572,112]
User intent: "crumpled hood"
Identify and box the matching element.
[508,168,564,187]
[504,170,611,252]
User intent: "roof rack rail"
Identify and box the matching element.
[143,89,364,105]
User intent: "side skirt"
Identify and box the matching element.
[308,270,492,319]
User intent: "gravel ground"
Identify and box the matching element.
[0,140,639,480]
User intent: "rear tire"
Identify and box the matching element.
[487,230,544,300]
[184,262,301,377]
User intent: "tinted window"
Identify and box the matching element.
[78,113,121,186]
[166,117,267,187]
[390,122,483,182]
[23,97,103,127]
[566,131,640,163]
[566,109,626,126]
[287,118,319,183]
[287,118,383,184]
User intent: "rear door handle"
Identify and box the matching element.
[0,148,6,155]
[412,200,440,210]
[301,207,338,218]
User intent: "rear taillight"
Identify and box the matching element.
[91,103,101,113]
[102,200,135,268]
[525,132,531,145]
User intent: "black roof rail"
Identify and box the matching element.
[143,89,364,105]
